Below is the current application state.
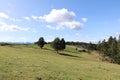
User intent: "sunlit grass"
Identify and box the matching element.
[0,44,120,80]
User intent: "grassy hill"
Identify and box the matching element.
[0,44,120,80]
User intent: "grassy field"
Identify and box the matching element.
[0,44,120,80]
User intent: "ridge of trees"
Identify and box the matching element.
[97,36,120,64]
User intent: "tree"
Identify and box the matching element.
[101,39,109,56]
[60,38,66,50]
[118,35,120,42]
[37,37,45,49]
[51,37,61,53]
[111,38,119,62]
[107,37,118,61]
[97,41,102,51]
[51,37,66,53]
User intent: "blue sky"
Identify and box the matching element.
[0,0,120,43]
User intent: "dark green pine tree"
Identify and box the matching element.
[37,37,45,49]
[101,39,109,56]
[60,38,66,50]
[111,37,119,63]
[107,36,114,57]
[118,35,120,42]
[97,41,101,50]
[115,35,120,64]
[117,35,120,53]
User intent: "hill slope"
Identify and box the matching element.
[0,45,120,80]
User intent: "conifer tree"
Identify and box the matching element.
[61,38,66,50]
[37,37,45,49]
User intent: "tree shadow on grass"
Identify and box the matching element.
[43,48,54,52]
[41,48,80,58]
[64,50,78,54]
[59,52,80,58]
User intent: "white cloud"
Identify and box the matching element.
[46,25,55,29]
[81,18,88,23]
[0,22,29,32]
[39,8,75,23]
[10,18,21,22]
[23,17,30,21]
[0,12,21,22]
[60,21,83,29]
[0,12,29,32]
[39,8,83,30]
[46,25,64,30]
[31,15,38,20]
[0,12,9,19]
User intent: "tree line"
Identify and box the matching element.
[35,37,98,53]
[97,36,120,64]
[84,36,120,64]
[35,37,96,53]
[35,36,120,64]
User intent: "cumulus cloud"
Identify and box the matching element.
[60,21,83,29]
[0,12,9,19]
[39,8,75,23]
[0,22,29,32]
[39,8,84,30]
[81,18,88,23]
[23,17,30,21]
[31,15,38,20]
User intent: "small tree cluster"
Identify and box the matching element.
[51,37,66,53]
[36,37,66,53]
[97,36,120,64]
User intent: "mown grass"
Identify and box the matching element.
[0,44,120,80]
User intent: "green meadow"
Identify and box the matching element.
[0,44,120,80]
